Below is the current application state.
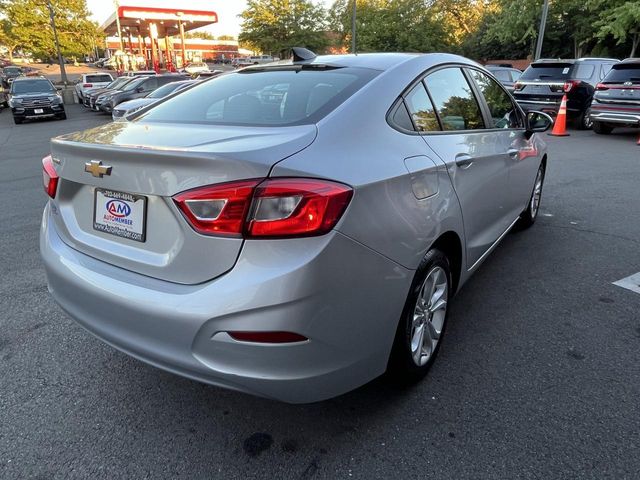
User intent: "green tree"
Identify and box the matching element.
[185,31,216,40]
[217,35,236,41]
[239,0,330,56]
[595,1,640,57]
[329,0,452,53]
[0,18,21,61]
[0,0,102,60]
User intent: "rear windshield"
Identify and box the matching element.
[86,74,112,83]
[603,64,640,84]
[137,66,379,126]
[520,63,573,81]
[11,79,55,94]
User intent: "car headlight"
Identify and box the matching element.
[8,98,22,108]
[49,95,63,104]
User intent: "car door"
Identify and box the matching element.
[466,68,535,222]
[415,66,512,268]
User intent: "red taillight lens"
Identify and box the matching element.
[563,80,580,92]
[247,178,353,238]
[173,179,261,237]
[42,155,58,198]
[513,82,523,91]
[83,83,93,88]
[228,331,308,343]
[173,178,353,238]
[596,83,609,91]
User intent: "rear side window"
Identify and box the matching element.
[520,64,573,81]
[573,64,595,80]
[492,70,511,82]
[138,67,378,126]
[424,68,485,131]
[404,83,439,132]
[469,70,523,129]
[86,75,112,83]
[390,101,415,131]
[603,64,640,84]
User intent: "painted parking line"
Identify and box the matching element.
[613,272,640,295]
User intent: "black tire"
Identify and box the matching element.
[13,116,22,124]
[387,249,452,383]
[516,162,545,230]
[575,109,593,130]
[57,113,67,120]
[592,121,613,135]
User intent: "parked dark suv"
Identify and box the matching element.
[513,58,618,129]
[9,77,66,124]
[589,59,640,134]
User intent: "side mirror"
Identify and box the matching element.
[136,86,145,93]
[55,85,63,91]
[526,111,553,138]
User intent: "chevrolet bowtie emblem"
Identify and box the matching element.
[84,160,112,178]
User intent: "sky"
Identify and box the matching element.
[86,0,333,38]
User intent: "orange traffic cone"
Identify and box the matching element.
[548,94,570,137]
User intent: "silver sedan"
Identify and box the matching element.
[40,51,552,403]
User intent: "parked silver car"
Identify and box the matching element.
[40,52,552,403]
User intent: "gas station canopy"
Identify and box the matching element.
[100,6,218,37]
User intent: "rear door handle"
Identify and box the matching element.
[455,154,474,169]
[507,148,519,159]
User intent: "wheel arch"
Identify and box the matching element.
[430,230,463,294]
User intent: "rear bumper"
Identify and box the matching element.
[589,105,640,125]
[40,203,412,403]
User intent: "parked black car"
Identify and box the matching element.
[513,58,618,129]
[96,74,188,113]
[8,76,65,124]
[589,59,640,134]
[1,66,23,88]
[484,65,522,92]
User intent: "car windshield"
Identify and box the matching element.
[137,66,379,127]
[11,79,55,94]
[4,67,21,74]
[86,75,112,83]
[147,82,190,99]
[520,63,573,81]
[603,64,640,84]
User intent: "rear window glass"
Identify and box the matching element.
[492,70,511,81]
[604,64,640,84]
[86,75,112,83]
[404,82,439,132]
[138,67,378,126]
[520,64,573,81]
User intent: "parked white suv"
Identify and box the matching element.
[75,73,114,100]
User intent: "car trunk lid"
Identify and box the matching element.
[49,121,317,284]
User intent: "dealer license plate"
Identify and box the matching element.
[93,188,147,242]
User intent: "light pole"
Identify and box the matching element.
[351,0,357,54]
[534,0,549,61]
[46,0,68,85]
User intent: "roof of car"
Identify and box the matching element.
[485,65,521,72]
[533,57,619,65]
[242,52,478,72]
[619,58,640,65]
[12,75,49,82]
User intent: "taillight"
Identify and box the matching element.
[83,83,93,88]
[42,155,58,198]
[173,178,353,239]
[513,82,523,91]
[247,178,353,238]
[596,83,609,91]
[173,179,261,237]
[563,80,580,92]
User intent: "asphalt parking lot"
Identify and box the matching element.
[1,104,639,479]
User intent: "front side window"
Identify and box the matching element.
[138,67,378,126]
[404,82,439,132]
[469,70,522,129]
[424,68,484,131]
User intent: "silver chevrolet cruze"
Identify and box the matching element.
[41,52,552,403]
